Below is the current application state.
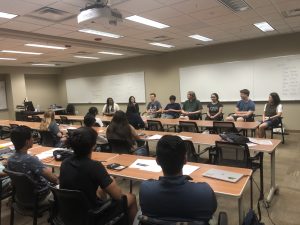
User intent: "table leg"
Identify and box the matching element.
[129,180,133,193]
[266,151,279,206]
[238,194,244,225]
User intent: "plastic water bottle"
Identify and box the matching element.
[36,104,40,112]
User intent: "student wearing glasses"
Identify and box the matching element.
[181,91,203,120]
[205,93,223,121]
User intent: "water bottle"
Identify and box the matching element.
[36,104,40,112]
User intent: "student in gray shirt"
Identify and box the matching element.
[146,93,162,118]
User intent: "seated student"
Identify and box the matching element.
[8,126,58,204]
[60,127,138,225]
[181,91,203,120]
[139,135,217,222]
[0,162,11,193]
[146,93,162,118]
[226,89,255,122]
[126,105,145,129]
[106,110,147,155]
[161,95,182,119]
[258,92,283,138]
[86,106,103,127]
[102,98,120,116]
[127,96,139,114]
[40,110,66,147]
[205,93,223,121]
[84,114,108,145]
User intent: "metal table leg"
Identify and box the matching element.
[238,194,244,225]
[266,151,279,206]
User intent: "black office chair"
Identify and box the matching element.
[3,169,51,225]
[147,120,164,131]
[212,121,238,134]
[269,117,285,144]
[39,130,57,147]
[179,121,200,133]
[214,141,264,208]
[0,125,11,139]
[0,176,12,225]
[30,116,42,122]
[60,116,72,125]
[66,104,76,115]
[49,187,128,225]
[138,212,228,225]
[184,140,204,163]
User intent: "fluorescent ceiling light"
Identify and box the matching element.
[25,43,67,50]
[78,29,123,38]
[0,12,18,19]
[188,34,213,42]
[98,51,123,56]
[254,22,274,32]
[0,57,17,60]
[32,63,56,66]
[125,15,169,29]
[149,42,174,48]
[74,56,100,59]
[0,50,43,55]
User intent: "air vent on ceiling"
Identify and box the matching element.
[217,0,251,12]
[282,8,300,18]
[26,7,75,22]
[50,60,75,64]
[145,35,173,42]
[73,51,93,55]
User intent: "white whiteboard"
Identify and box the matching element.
[66,72,146,103]
[180,54,300,102]
[0,81,7,110]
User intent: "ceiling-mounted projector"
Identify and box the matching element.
[77,0,123,25]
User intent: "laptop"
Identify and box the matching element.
[202,168,244,183]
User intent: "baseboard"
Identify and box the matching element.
[285,130,300,133]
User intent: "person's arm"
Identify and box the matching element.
[136,103,140,114]
[188,102,202,115]
[156,102,163,114]
[212,106,223,118]
[42,167,59,184]
[130,125,140,140]
[270,104,283,119]
[168,104,182,113]
[104,179,123,200]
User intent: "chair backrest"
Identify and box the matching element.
[215,141,251,168]
[0,125,11,139]
[9,124,19,129]
[107,139,132,154]
[212,121,238,134]
[184,140,199,163]
[60,116,70,124]
[179,121,199,133]
[138,215,207,225]
[39,130,56,147]
[31,115,42,122]
[4,169,38,208]
[66,104,75,115]
[147,120,164,131]
[50,187,91,225]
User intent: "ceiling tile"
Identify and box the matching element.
[0,21,43,32]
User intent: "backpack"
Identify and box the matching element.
[219,132,249,144]
[53,149,73,161]
[242,209,265,225]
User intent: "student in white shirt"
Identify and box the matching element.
[102,98,120,116]
[258,92,283,138]
[86,107,103,127]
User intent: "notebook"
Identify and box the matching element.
[202,168,244,183]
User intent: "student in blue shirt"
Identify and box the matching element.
[226,89,255,122]
[139,135,217,223]
[161,95,182,119]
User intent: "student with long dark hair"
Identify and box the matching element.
[102,98,120,116]
[126,104,145,129]
[85,107,103,127]
[258,92,283,138]
[106,111,147,155]
[127,96,139,114]
[205,93,223,121]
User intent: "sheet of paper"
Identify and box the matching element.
[35,148,63,160]
[147,134,163,140]
[249,138,273,145]
[0,142,13,148]
[183,164,199,175]
[247,143,257,147]
[129,159,162,172]
[177,135,192,140]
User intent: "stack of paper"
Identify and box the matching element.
[249,138,273,145]
[176,135,192,140]
[182,164,199,175]
[129,159,162,172]
[147,134,163,140]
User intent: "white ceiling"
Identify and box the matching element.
[0,0,299,67]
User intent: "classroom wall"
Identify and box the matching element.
[60,32,300,131]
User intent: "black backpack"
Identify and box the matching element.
[243,209,265,225]
[219,132,249,144]
[53,149,73,161]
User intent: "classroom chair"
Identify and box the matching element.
[146,120,164,131]
[59,116,72,125]
[212,121,239,134]
[138,212,228,225]
[269,117,285,144]
[0,176,12,225]
[0,126,11,140]
[49,187,128,225]
[214,141,264,208]
[178,121,200,133]
[66,104,75,115]
[3,169,50,225]
[39,130,56,147]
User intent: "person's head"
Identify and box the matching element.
[69,127,97,158]
[44,110,55,121]
[240,89,250,100]
[211,93,219,103]
[187,91,196,101]
[149,93,156,102]
[269,92,281,106]
[88,107,98,117]
[156,135,187,176]
[129,96,136,104]
[169,95,176,104]
[84,114,96,127]
[111,110,128,124]
[107,97,114,106]
[10,126,33,152]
